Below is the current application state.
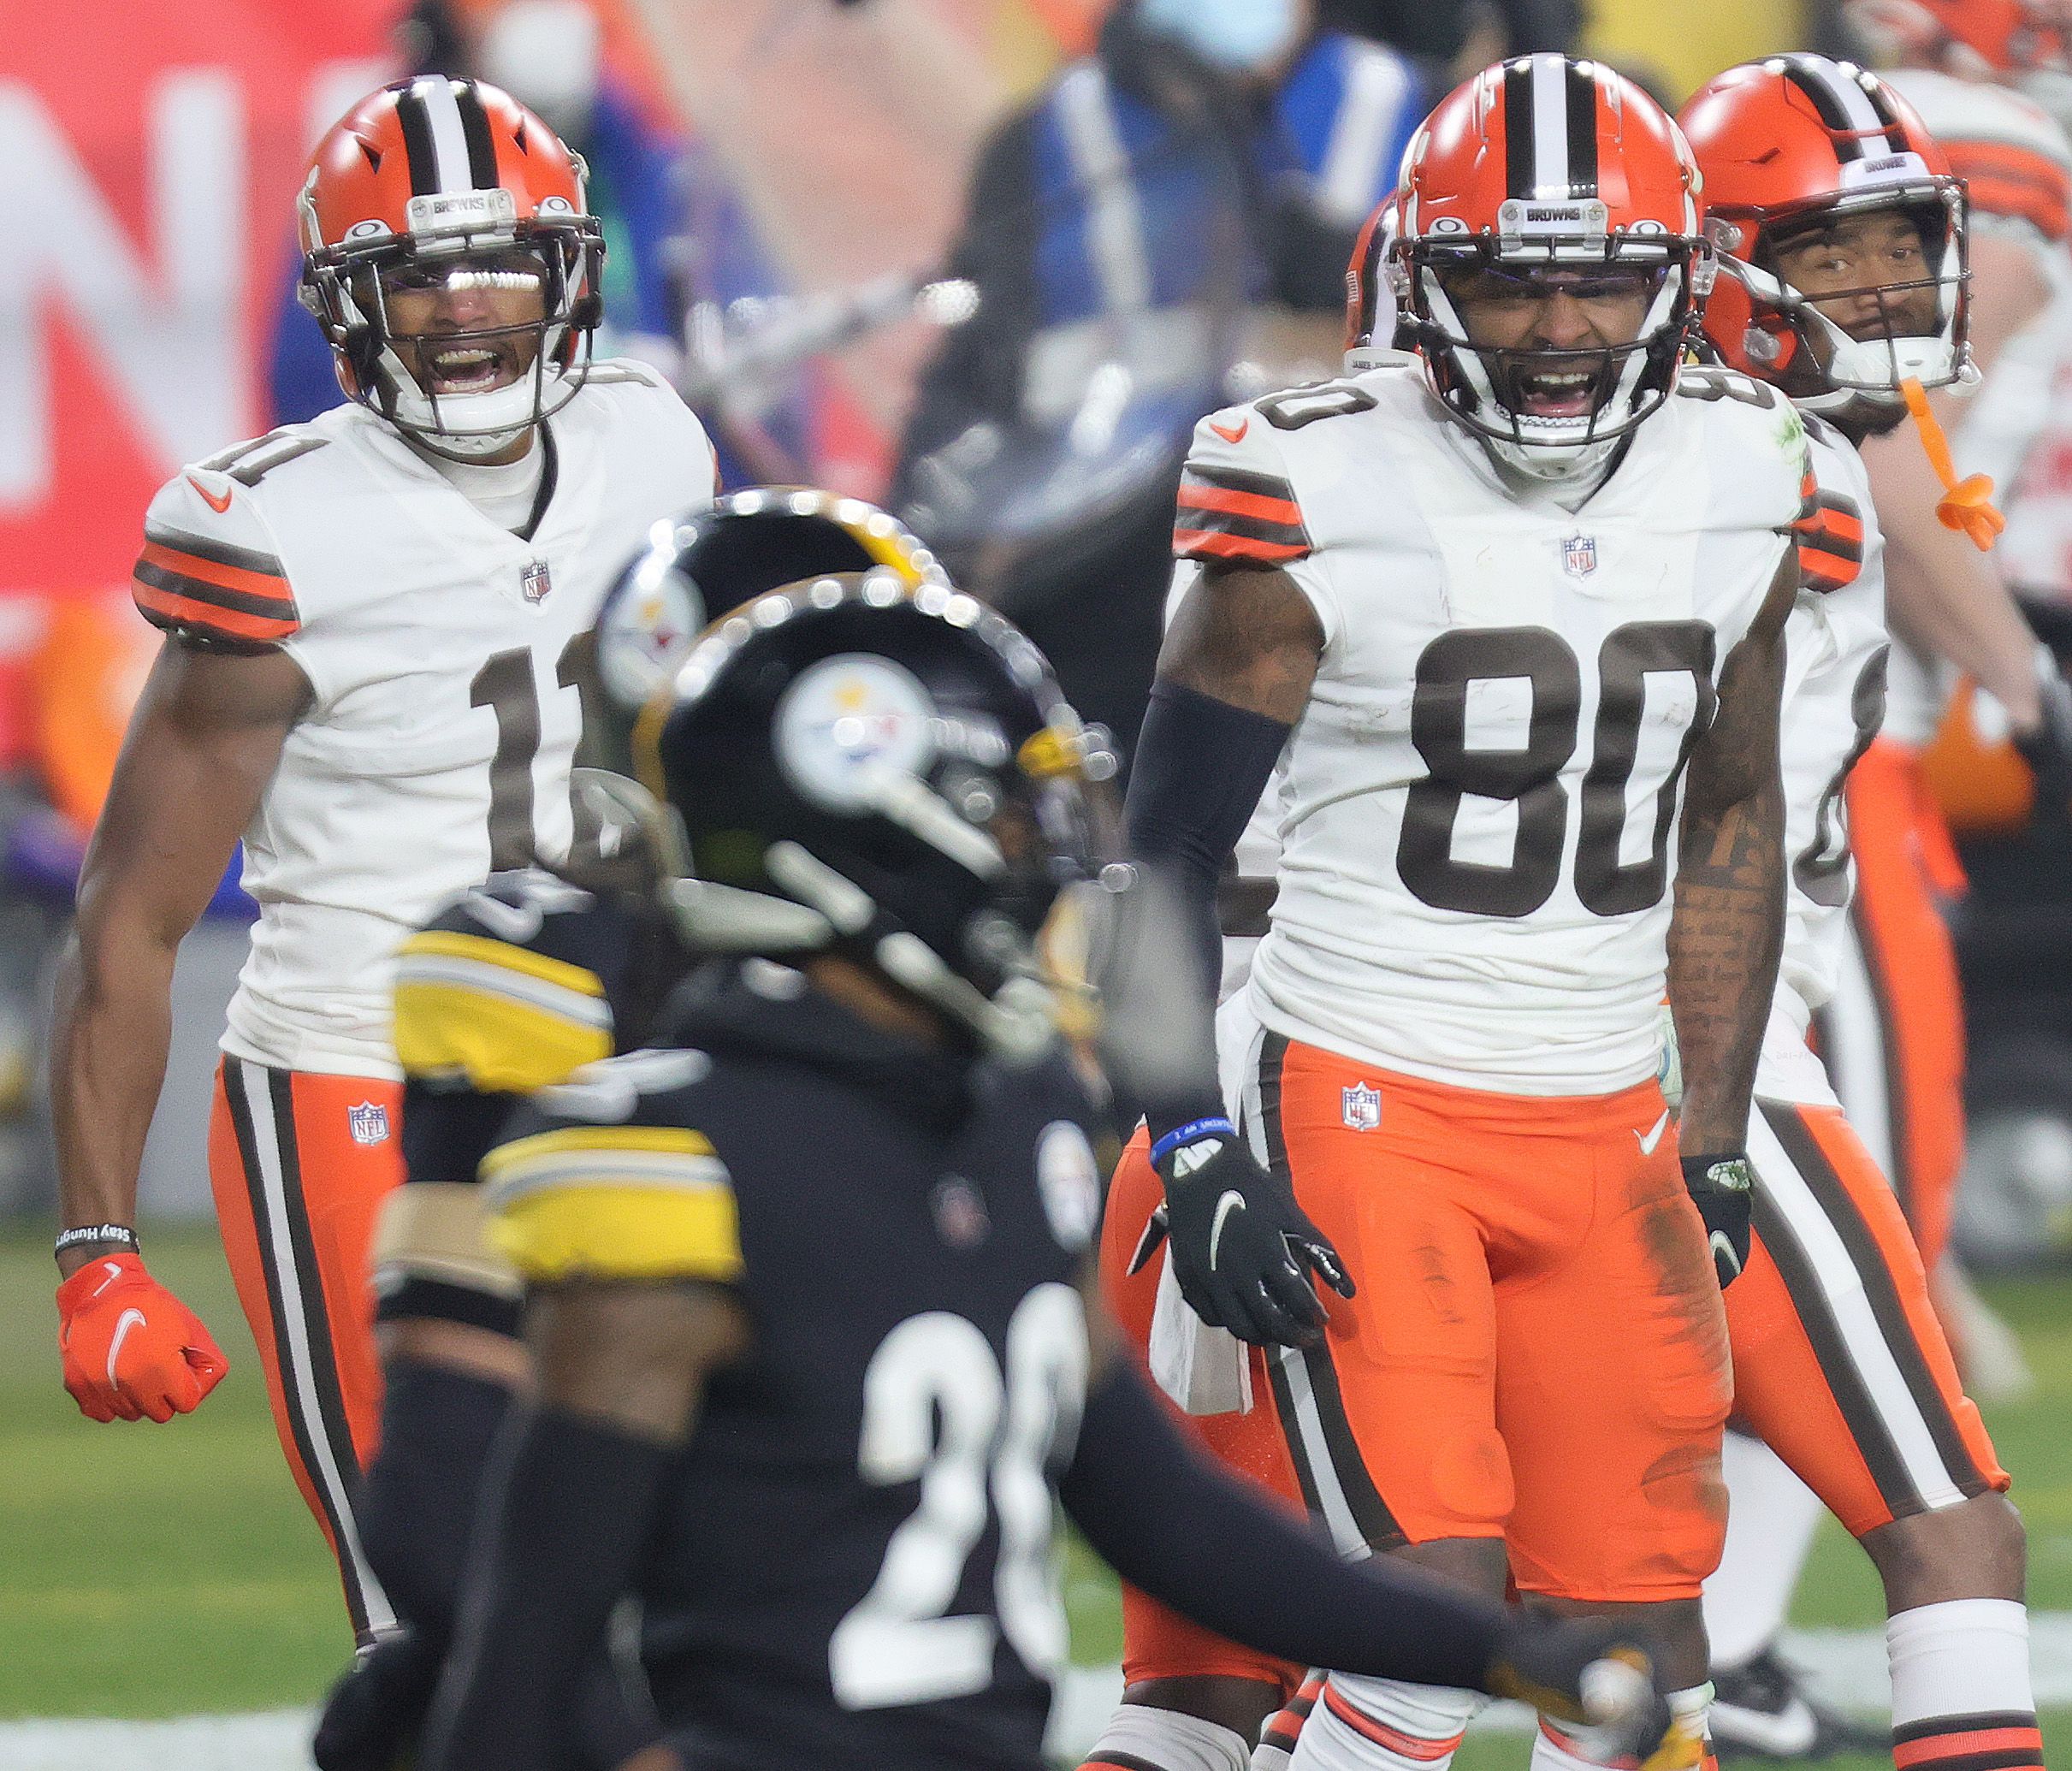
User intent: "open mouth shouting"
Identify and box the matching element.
[416,335,528,396]
[1514,363,1603,420]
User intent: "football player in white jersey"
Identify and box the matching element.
[1677,57,2045,1771]
[48,75,715,1645]
[1074,56,1843,1771]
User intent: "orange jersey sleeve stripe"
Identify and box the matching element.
[132,574,299,644]
[1173,527,1311,563]
[137,538,296,616]
[1176,481,1305,526]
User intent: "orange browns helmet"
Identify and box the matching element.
[1679,56,1968,418]
[1344,189,1407,370]
[297,76,606,458]
[1394,55,1710,482]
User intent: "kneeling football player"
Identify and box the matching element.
[414,576,1680,1771]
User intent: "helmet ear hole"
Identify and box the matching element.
[1744,323,1795,370]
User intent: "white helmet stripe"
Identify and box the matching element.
[1780,56,1897,160]
[1532,54,1571,197]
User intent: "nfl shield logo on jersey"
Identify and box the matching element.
[346,1101,390,1146]
[1341,1083,1382,1132]
[1561,535,1598,578]
[521,559,553,604]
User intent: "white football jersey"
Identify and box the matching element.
[1171,361,1810,1095]
[1757,420,1890,1108]
[132,361,716,1077]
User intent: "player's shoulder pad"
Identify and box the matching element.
[1174,396,1315,569]
[394,869,615,1093]
[479,1045,742,1285]
[133,456,303,653]
[568,357,717,501]
[1675,362,1810,518]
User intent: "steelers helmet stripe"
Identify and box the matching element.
[455,80,501,189]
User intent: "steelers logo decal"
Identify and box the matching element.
[598,563,702,711]
[1036,1121,1101,1253]
[775,654,937,812]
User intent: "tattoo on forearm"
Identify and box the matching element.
[1669,625,1788,1154]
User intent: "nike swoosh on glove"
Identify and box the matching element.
[1682,1154,1755,1289]
[56,1252,228,1423]
[1155,1134,1353,1348]
[1486,1608,1673,1763]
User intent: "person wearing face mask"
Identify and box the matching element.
[890,0,1427,766]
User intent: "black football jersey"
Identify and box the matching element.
[482,962,1107,1770]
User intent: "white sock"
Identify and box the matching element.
[1288,1674,1479,1771]
[1080,1703,1252,1771]
[1702,1431,1824,1671]
[1887,1599,2038,1739]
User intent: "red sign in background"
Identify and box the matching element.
[0,3,394,767]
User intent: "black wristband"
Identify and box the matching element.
[55,1224,139,1259]
[1681,1153,1753,1190]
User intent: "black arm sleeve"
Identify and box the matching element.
[1121,678,1292,1134]
[1059,1359,1504,1693]
[421,1407,672,1771]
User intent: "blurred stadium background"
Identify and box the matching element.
[2,0,2069,1763]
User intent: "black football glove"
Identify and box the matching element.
[314,1626,443,1771]
[1683,1153,1755,1288]
[1485,1608,1674,1762]
[2013,644,2072,826]
[1148,1124,1353,1347]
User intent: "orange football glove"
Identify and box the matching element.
[56,1252,228,1423]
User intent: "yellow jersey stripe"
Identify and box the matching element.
[400,928,607,1000]
[394,980,612,1093]
[492,1182,743,1283]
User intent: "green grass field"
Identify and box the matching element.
[4,1221,2069,1766]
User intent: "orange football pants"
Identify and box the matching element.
[209,1057,403,1643]
[1105,1036,1732,1690]
[1732,1097,2006,1540]
[1825,739,1968,1272]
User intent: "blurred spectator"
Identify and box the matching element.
[892,0,1424,759]
[1322,0,1578,63]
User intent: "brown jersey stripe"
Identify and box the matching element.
[143,519,287,582]
[1183,461,1304,503]
[1174,503,1310,548]
[133,575,299,644]
[135,548,299,620]
[1174,527,1312,564]
[138,542,296,614]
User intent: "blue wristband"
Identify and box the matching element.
[1149,1116,1236,1170]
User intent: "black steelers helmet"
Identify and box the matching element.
[641,570,1113,1061]
[585,487,944,775]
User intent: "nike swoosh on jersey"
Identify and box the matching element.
[1208,1190,1246,1269]
[186,474,234,513]
[106,1308,147,1387]
[1208,418,1249,444]
[1635,1110,1671,1156]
